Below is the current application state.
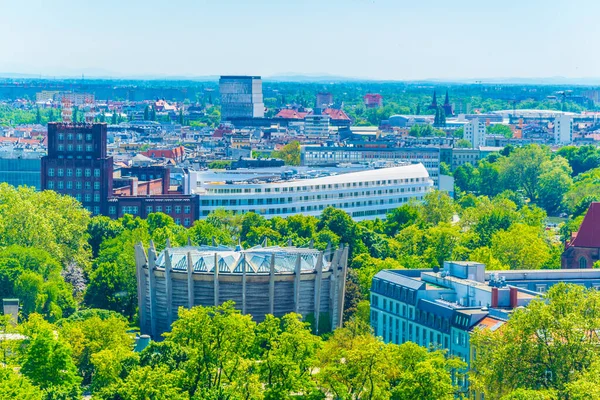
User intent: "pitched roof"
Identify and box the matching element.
[274,109,308,120]
[322,108,351,121]
[571,202,600,248]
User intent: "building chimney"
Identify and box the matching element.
[509,287,518,308]
[491,287,499,308]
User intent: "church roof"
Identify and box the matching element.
[571,202,600,248]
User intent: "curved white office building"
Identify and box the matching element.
[192,164,433,221]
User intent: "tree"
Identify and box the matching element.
[254,314,322,399]
[385,204,419,236]
[456,139,472,148]
[144,106,149,121]
[0,367,43,400]
[87,216,124,257]
[166,302,259,399]
[497,145,550,201]
[487,124,513,138]
[20,323,81,396]
[317,319,464,399]
[111,111,118,124]
[471,283,600,398]
[108,366,189,400]
[0,184,91,267]
[35,107,41,124]
[272,141,301,166]
[60,315,132,385]
[490,223,551,270]
[419,191,456,226]
[85,261,138,319]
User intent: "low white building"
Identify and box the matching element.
[191,164,433,221]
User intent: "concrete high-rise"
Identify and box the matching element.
[553,115,573,145]
[463,118,486,148]
[219,76,265,120]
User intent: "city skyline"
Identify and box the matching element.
[1,0,599,81]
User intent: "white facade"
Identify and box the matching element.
[463,118,486,148]
[553,115,573,144]
[304,114,330,137]
[194,164,433,221]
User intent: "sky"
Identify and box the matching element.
[0,0,598,81]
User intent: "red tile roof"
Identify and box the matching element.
[142,146,186,161]
[275,109,308,120]
[322,108,351,121]
[571,202,600,248]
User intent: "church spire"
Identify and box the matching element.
[442,90,453,117]
[428,90,438,110]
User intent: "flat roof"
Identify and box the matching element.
[195,164,431,187]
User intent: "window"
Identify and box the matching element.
[58,144,64,151]
[86,134,92,141]
[94,194,100,202]
[58,133,64,140]
[57,168,64,177]
[75,194,82,201]
[175,206,181,213]
[66,181,72,189]
[57,181,64,189]
[85,182,91,190]
[66,169,73,177]
[109,206,116,215]
[580,257,588,269]
[165,206,172,213]
[94,182,100,190]
[184,206,190,214]
[67,134,73,141]
[76,168,82,177]
[48,181,54,189]
[146,206,153,213]
[76,145,83,152]
[175,218,181,225]
[184,218,190,226]
[84,194,91,202]
[76,181,82,189]
[67,144,73,151]
[86,145,93,152]
[94,169,100,177]
[85,169,91,177]
[156,206,162,212]
[48,168,55,177]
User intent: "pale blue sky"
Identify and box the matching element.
[0,0,597,80]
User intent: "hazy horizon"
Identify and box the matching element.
[1,0,598,81]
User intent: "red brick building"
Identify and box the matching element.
[42,123,198,224]
[364,94,383,108]
[562,202,600,269]
[41,123,113,216]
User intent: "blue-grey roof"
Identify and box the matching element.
[418,299,455,319]
[374,270,425,291]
